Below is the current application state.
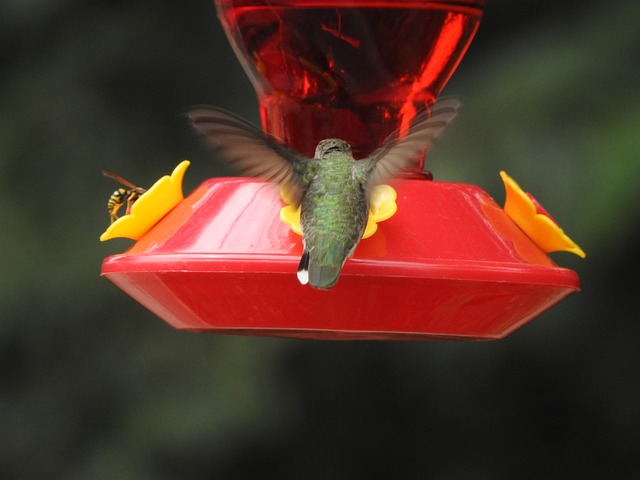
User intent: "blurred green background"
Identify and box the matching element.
[1,0,639,478]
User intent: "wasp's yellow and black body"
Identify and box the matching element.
[102,170,146,224]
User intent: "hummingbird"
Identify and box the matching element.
[188,98,460,289]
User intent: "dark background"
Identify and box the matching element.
[2,0,639,478]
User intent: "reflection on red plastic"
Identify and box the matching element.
[101,178,579,340]
[216,0,485,159]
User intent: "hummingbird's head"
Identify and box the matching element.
[314,139,352,158]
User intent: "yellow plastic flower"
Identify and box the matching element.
[500,171,585,258]
[279,184,398,239]
[100,160,190,241]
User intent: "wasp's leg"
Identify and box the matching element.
[109,210,120,224]
[125,192,139,216]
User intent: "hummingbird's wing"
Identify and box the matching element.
[357,97,460,188]
[188,106,313,205]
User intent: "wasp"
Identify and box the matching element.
[102,170,147,224]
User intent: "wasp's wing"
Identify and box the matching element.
[188,106,313,205]
[102,170,142,191]
[357,98,460,189]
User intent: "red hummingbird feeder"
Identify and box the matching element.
[101,0,583,340]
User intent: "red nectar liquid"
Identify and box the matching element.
[216,0,484,167]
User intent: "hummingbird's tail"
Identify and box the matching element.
[297,251,310,285]
[307,264,342,290]
[297,249,343,290]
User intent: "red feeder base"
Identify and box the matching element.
[101,178,579,340]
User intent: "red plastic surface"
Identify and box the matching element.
[101,178,579,340]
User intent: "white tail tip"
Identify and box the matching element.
[297,269,309,285]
